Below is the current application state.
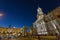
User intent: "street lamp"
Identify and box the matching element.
[0,13,3,17]
[0,13,4,20]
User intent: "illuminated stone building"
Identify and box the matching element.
[33,6,60,36]
[44,6,60,22]
[44,6,60,35]
[0,27,22,37]
[33,7,48,35]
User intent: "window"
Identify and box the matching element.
[57,15,60,18]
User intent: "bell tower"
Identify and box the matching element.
[37,7,44,20]
[33,7,48,35]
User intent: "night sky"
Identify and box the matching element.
[0,0,60,28]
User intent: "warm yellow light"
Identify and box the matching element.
[13,32,16,35]
[0,13,3,17]
[38,16,41,19]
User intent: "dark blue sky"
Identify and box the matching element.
[0,0,60,28]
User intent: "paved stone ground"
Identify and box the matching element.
[0,36,58,40]
[0,37,38,40]
[14,37,38,40]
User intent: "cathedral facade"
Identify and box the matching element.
[33,7,48,35]
[33,6,60,36]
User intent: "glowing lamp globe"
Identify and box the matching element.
[0,13,3,17]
